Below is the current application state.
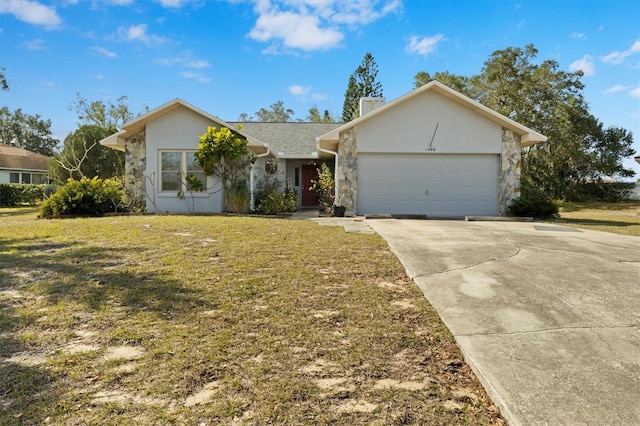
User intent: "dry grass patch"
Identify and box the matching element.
[557,200,640,236]
[0,207,503,425]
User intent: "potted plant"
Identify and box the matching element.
[332,186,350,217]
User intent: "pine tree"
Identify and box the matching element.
[341,53,383,122]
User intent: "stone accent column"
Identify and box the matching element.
[124,131,147,212]
[499,128,521,216]
[337,128,358,216]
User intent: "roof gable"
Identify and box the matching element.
[0,143,50,171]
[100,99,269,154]
[318,81,547,147]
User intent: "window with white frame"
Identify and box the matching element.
[8,172,48,184]
[160,151,206,192]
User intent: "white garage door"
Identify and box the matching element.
[357,153,499,217]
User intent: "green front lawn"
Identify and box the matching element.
[0,208,503,425]
[557,200,640,236]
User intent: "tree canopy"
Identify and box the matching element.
[307,105,335,123]
[0,106,58,156]
[1,67,8,91]
[414,44,636,200]
[342,52,383,122]
[239,101,295,122]
[50,125,125,183]
[49,95,141,183]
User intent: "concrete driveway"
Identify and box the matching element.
[366,219,640,426]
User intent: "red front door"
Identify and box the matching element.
[301,165,320,206]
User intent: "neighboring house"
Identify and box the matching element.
[100,81,546,217]
[0,143,50,184]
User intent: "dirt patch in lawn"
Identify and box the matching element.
[0,210,505,425]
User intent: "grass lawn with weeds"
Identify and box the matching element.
[0,207,503,425]
[556,200,640,237]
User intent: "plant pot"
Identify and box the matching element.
[332,205,346,217]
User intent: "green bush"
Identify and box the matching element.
[565,182,635,202]
[508,181,559,219]
[226,179,250,213]
[310,163,335,210]
[257,187,297,215]
[0,183,54,206]
[40,177,127,218]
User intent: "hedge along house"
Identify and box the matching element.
[0,142,51,184]
[101,81,546,216]
[317,81,547,217]
[99,99,341,213]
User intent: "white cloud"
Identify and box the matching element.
[157,51,210,68]
[406,34,444,57]
[118,24,167,45]
[156,0,191,7]
[631,87,640,98]
[88,73,105,80]
[570,32,586,39]
[250,8,343,51]
[104,0,134,5]
[569,55,594,76]
[289,84,311,96]
[0,0,62,28]
[288,84,326,101]
[180,71,212,83]
[601,40,640,65]
[91,46,118,58]
[21,38,46,50]
[248,0,400,53]
[602,85,627,94]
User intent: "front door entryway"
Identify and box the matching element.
[301,164,320,207]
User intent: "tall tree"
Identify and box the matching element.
[342,52,383,122]
[69,94,139,131]
[307,105,334,122]
[413,71,475,97]
[1,67,8,91]
[413,44,636,200]
[50,95,140,183]
[50,125,125,183]
[254,101,295,122]
[0,107,58,156]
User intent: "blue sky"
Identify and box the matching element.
[1,0,639,178]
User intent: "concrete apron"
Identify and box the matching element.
[366,219,640,426]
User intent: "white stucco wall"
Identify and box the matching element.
[146,107,223,213]
[356,91,502,154]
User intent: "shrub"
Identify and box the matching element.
[40,177,126,218]
[226,179,250,213]
[508,181,558,219]
[257,187,297,215]
[310,163,334,210]
[565,182,635,202]
[0,183,53,206]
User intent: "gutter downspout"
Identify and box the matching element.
[316,138,339,204]
[250,143,271,211]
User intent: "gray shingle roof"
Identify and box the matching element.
[230,122,342,158]
[0,143,50,171]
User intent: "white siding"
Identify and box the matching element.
[146,107,223,213]
[357,91,502,154]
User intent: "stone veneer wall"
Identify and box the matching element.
[337,128,358,216]
[499,128,522,216]
[124,131,147,212]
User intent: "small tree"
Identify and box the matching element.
[310,163,335,211]
[194,125,254,211]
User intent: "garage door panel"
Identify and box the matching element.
[357,153,499,216]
